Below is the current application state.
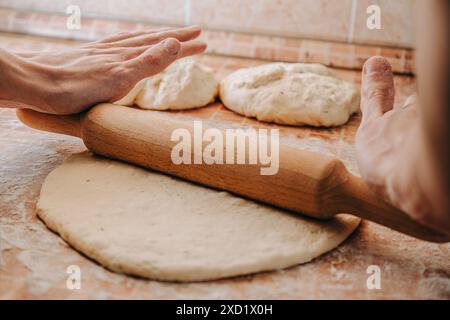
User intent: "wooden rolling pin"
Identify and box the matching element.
[16,103,450,243]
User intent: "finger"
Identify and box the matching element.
[94,28,173,44]
[361,56,395,125]
[111,25,201,48]
[124,37,181,80]
[112,40,207,62]
[177,41,207,58]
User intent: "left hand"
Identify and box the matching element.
[0,26,206,115]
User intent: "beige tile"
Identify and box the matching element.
[380,47,404,59]
[283,38,303,49]
[0,0,415,49]
[254,46,277,60]
[0,0,73,12]
[352,0,415,48]
[190,0,353,42]
[274,47,299,62]
[0,0,185,24]
[0,8,16,31]
[232,33,254,44]
[228,43,255,58]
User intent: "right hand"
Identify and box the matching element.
[355,56,450,235]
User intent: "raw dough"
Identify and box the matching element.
[220,63,360,127]
[114,58,218,110]
[37,152,360,282]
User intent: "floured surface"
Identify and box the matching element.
[37,152,359,282]
[1,32,449,299]
[220,63,360,127]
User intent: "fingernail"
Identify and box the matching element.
[363,56,391,74]
[163,38,180,55]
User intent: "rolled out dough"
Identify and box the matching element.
[37,152,360,282]
[220,63,360,127]
[114,58,218,110]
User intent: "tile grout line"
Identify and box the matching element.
[347,0,358,43]
[400,49,406,73]
[0,9,415,75]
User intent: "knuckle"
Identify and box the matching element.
[112,65,130,79]
[117,51,133,61]
[365,87,394,100]
[109,65,133,89]
[108,66,133,101]
[139,53,162,68]
[363,87,395,109]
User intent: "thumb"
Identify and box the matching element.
[361,56,395,125]
[125,37,181,80]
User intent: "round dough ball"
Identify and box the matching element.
[220,63,360,127]
[37,152,360,282]
[115,58,218,110]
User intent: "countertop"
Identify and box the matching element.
[0,32,449,299]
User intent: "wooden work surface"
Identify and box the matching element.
[0,33,449,299]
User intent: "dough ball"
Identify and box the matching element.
[37,152,360,282]
[219,63,360,127]
[113,78,147,106]
[114,58,218,110]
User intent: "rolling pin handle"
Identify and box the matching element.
[332,173,450,243]
[16,108,82,138]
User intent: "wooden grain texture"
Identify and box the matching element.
[16,104,449,243]
[0,33,449,299]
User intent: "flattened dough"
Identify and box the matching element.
[114,58,218,110]
[220,63,360,127]
[37,153,360,282]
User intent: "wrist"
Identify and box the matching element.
[387,126,449,234]
[0,49,13,101]
[0,49,24,102]
[0,49,49,111]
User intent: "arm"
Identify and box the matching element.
[0,49,35,109]
[415,0,450,232]
[0,26,206,115]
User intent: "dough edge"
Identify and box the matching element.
[219,62,361,127]
[37,153,360,282]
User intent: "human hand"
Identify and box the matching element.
[0,26,206,115]
[355,56,448,234]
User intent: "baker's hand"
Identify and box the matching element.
[0,26,206,115]
[355,56,446,233]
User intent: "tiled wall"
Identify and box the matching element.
[0,1,417,74]
[0,0,415,48]
[351,0,415,47]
